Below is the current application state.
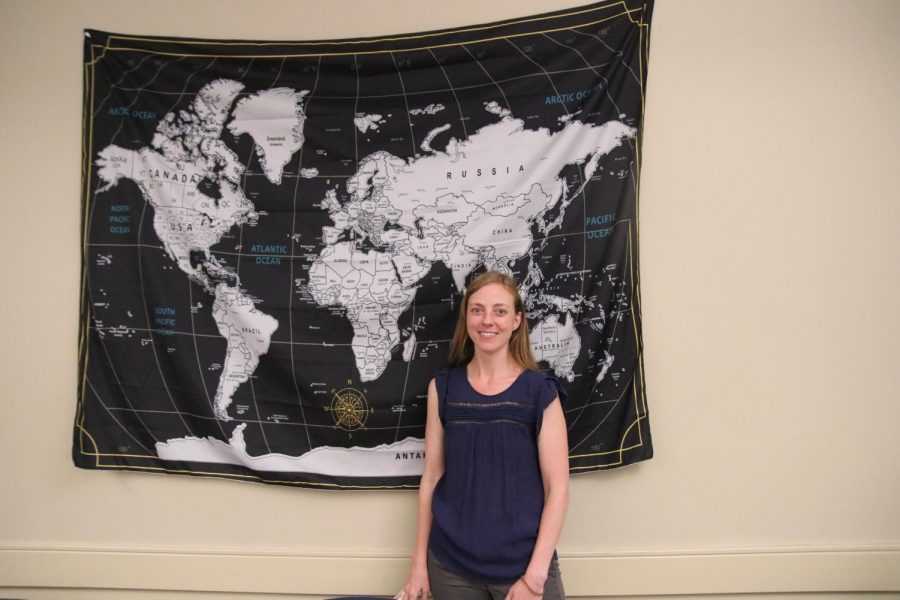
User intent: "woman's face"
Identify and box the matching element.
[465,283,522,356]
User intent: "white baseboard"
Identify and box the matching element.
[0,546,897,596]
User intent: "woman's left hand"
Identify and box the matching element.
[504,577,543,600]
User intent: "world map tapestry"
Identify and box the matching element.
[76,0,655,489]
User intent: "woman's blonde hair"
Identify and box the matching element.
[448,271,539,370]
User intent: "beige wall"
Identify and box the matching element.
[0,0,898,597]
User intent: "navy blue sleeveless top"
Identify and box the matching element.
[428,366,567,583]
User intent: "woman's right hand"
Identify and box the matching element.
[396,563,430,600]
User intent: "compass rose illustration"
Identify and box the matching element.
[328,384,371,431]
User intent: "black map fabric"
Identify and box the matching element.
[76,0,655,489]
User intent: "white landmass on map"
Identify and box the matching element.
[421,124,451,153]
[538,293,581,314]
[211,284,280,420]
[484,101,511,118]
[156,424,426,476]
[96,144,254,277]
[531,312,581,382]
[354,113,385,133]
[403,333,416,362]
[228,88,308,185]
[308,241,418,381]
[307,112,634,381]
[410,103,445,115]
[96,79,256,285]
[596,350,615,382]
[558,109,582,124]
[96,79,307,421]
[300,167,319,178]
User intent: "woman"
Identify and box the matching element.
[398,271,569,600]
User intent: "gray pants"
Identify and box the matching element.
[427,551,566,600]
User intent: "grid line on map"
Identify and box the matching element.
[178,59,229,443]
[571,27,642,87]
[187,274,230,441]
[91,53,156,117]
[231,56,278,455]
[461,43,512,113]
[541,32,622,121]
[90,325,453,346]
[93,55,184,118]
[427,48,468,140]
[87,219,634,256]
[107,405,427,431]
[389,49,424,443]
[107,64,614,100]
[85,379,155,454]
[85,52,197,442]
[286,54,323,452]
